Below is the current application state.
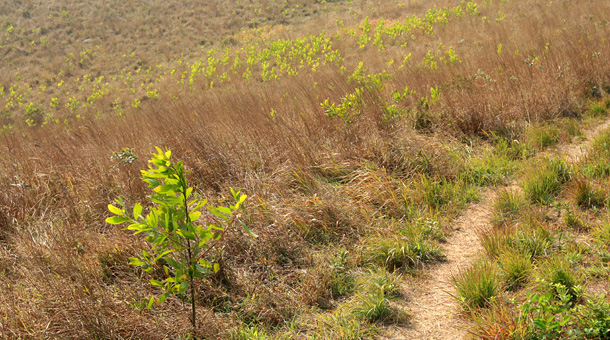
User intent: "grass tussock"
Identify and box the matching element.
[451,260,500,309]
[362,235,445,272]
[491,189,526,227]
[522,158,572,204]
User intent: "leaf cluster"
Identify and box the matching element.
[106,147,251,308]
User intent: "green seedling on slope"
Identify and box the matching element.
[106,147,255,337]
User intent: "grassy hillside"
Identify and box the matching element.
[1,0,610,338]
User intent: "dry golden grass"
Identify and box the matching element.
[1,0,610,338]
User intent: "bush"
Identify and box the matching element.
[576,295,610,339]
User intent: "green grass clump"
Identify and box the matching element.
[589,101,609,117]
[347,268,405,323]
[417,176,479,211]
[593,223,610,246]
[538,259,584,303]
[305,311,377,340]
[583,160,610,178]
[498,251,532,290]
[523,158,571,204]
[462,151,515,186]
[452,260,500,309]
[363,235,444,271]
[563,208,587,230]
[480,228,511,259]
[400,215,446,242]
[230,325,271,340]
[493,137,532,161]
[351,290,394,322]
[355,268,402,297]
[491,190,525,227]
[572,179,606,209]
[591,129,610,154]
[525,124,561,150]
[481,223,553,259]
[510,223,554,258]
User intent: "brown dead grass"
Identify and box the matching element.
[1,0,610,339]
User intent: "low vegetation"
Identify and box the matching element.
[456,125,610,339]
[1,0,610,338]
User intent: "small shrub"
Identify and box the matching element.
[576,294,610,338]
[451,260,500,309]
[106,147,252,336]
[22,105,45,126]
[519,292,574,339]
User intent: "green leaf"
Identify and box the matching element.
[147,296,155,309]
[164,257,179,269]
[128,257,143,266]
[213,263,220,273]
[133,203,143,218]
[154,184,175,194]
[198,259,212,268]
[157,292,170,305]
[240,220,258,238]
[150,279,163,287]
[176,229,196,241]
[188,211,201,221]
[154,249,175,262]
[208,224,224,231]
[237,193,247,207]
[106,216,130,225]
[108,204,124,216]
[209,206,231,221]
[217,206,233,215]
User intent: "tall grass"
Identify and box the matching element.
[1,0,610,337]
